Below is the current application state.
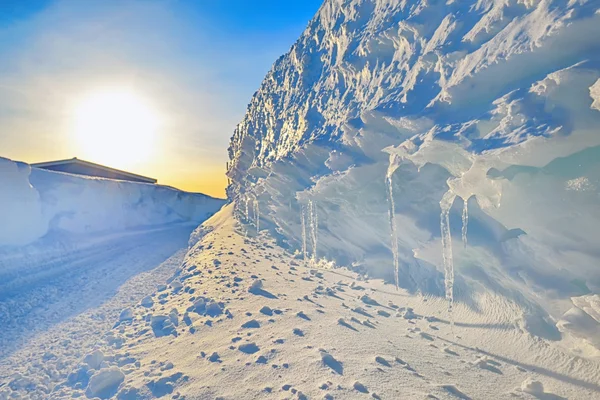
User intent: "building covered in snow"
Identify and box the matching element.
[32,157,157,184]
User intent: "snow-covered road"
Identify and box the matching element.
[0,224,196,398]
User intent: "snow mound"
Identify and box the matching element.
[557,295,600,351]
[86,366,125,399]
[225,0,600,353]
[0,156,225,248]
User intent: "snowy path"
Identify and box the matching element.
[0,224,195,398]
[44,206,600,400]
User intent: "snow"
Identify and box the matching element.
[28,205,600,399]
[0,157,224,399]
[0,226,193,399]
[2,0,600,398]
[86,367,125,399]
[0,158,45,246]
[0,156,224,248]
[591,80,600,111]
[226,0,600,359]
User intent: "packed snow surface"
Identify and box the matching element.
[0,224,193,399]
[227,0,600,356]
[35,205,600,399]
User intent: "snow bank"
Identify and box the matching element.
[226,0,600,353]
[0,156,225,247]
[0,158,45,246]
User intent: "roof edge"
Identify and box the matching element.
[31,158,157,183]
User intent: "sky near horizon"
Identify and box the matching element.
[0,0,323,198]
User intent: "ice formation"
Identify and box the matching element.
[253,199,260,233]
[308,200,318,263]
[226,0,600,350]
[245,196,251,222]
[439,190,456,320]
[301,204,308,262]
[386,153,402,289]
[461,200,469,249]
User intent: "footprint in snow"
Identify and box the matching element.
[394,356,407,365]
[360,294,380,306]
[352,307,374,318]
[474,357,503,374]
[439,384,472,400]
[338,318,358,332]
[241,319,260,329]
[259,306,273,316]
[296,311,310,321]
[443,347,459,356]
[256,355,268,364]
[362,319,376,329]
[375,356,391,367]
[320,352,343,375]
[238,343,260,354]
[353,381,368,393]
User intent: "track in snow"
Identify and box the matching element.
[0,223,195,394]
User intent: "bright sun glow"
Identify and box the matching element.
[72,89,160,167]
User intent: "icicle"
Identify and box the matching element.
[308,200,318,264]
[301,204,308,263]
[461,198,468,249]
[254,199,260,233]
[386,173,400,290]
[313,203,318,262]
[440,190,457,327]
[245,197,250,222]
[386,153,402,290]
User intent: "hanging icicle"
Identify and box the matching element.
[245,196,250,222]
[386,173,400,290]
[440,190,457,328]
[461,198,469,249]
[301,204,308,263]
[308,200,318,264]
[386,153,402,290]
[254,199,260,233]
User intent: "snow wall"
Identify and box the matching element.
[226,0,600,352]
[0,156,226,247]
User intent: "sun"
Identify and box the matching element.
[71,88,160,168]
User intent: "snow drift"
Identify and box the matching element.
[0,156,225,247]
[226,0,600,354]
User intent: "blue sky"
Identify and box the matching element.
[0,0,323,197]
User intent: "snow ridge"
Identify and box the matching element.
[226,0,600,352]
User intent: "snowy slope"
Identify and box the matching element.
[0,157,226,400]
[44,205,600,400]
[226,0,600,355]
[0,156,225,247]
[0,225,192,400]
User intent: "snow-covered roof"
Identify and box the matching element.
[31,157,157,184]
